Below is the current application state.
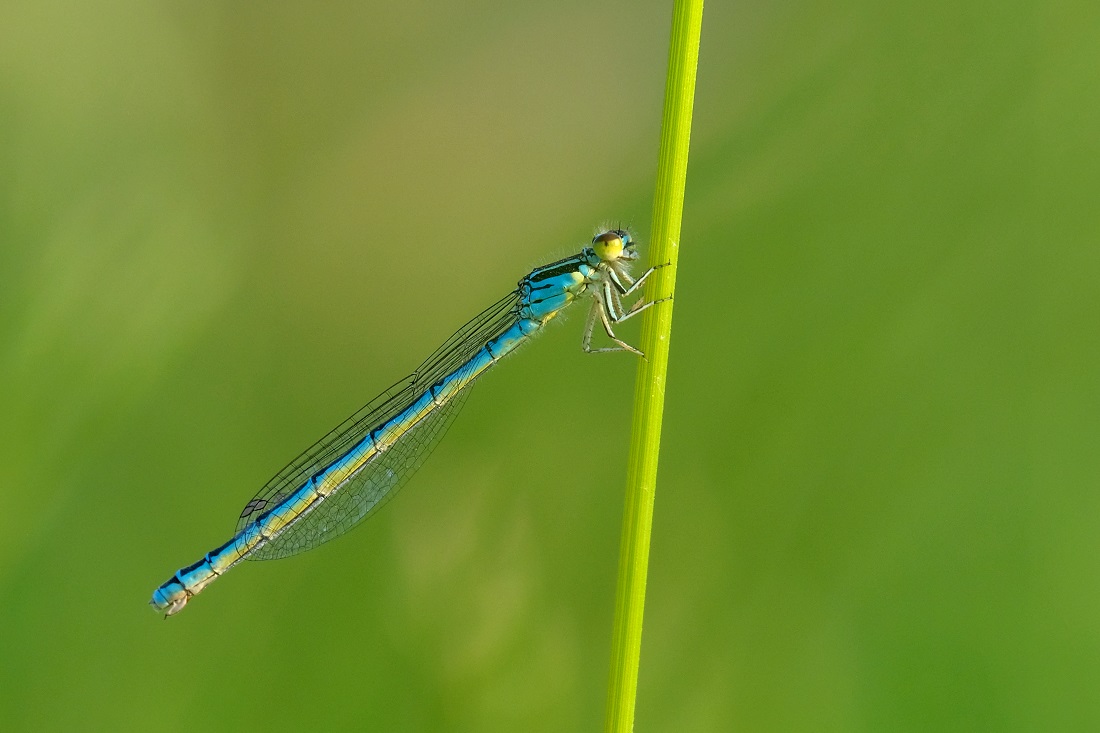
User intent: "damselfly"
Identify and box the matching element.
[151,229,667,616]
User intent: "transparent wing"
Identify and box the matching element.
[249,385,472,559]
[234,291,521,557]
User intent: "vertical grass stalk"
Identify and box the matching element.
[604,0,703,730]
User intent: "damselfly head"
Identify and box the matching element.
[592,229,637,262]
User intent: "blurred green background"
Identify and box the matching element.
[1,0,1097,730]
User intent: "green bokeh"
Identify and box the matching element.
[1,1,1096,731]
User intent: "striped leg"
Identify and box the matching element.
[581,289,670,357]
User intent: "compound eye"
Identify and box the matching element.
[592,231,625,261]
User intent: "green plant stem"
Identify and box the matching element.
[604,0,703,730]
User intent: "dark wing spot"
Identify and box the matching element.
[240,498,268,518]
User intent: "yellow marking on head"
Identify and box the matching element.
[592,231,624,262]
